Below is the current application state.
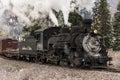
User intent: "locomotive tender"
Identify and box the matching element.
[0,19,112,67]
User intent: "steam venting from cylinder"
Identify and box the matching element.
[0,0,96,40]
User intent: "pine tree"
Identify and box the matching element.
[92,1,100,29]
[117,1,120,11]
[68,7,83,26]
[68,12,83,26]
[97,0,112,48]
[53,10,64,26]
[113,1,120,51]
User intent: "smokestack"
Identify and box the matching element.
[83,19,92,32]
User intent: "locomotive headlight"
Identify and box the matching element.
[94,29,98,34]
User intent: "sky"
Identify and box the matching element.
[109,0,119,8]
[108,0,119,15]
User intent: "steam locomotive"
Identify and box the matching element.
[0,19,112,67]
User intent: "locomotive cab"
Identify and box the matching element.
[34,27,61,51]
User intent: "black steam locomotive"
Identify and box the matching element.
[18,19,112,67]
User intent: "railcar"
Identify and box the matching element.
[0,39,19,58]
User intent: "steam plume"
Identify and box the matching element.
[0,0,97,39]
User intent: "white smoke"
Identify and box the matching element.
[9,0,72,26]
[76,0,96,11]
[0,0,97,39]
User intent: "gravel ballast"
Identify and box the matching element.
[0,50,120,80]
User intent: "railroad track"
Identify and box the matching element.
[103,66,120,73]
[84,66,120,73]
[1,55,120,73]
